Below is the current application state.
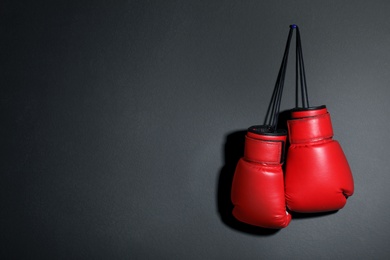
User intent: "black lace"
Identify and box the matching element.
[295,26,310,108]
[263,25,293,132]
[263,24,311,133]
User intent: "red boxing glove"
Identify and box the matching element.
[285,106,354,213]
[231,126,291,228]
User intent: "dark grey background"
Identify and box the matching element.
[2,0,390,259]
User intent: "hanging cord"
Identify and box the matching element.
[263,25,295,132]
[295,26,310,108]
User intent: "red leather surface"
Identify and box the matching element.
[288,112,333,144]
[244,132,285,164]
[231,131,291,228]
[285,108,354,213]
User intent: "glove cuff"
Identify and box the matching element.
[288,106,334,144]
[244,126,287,164]
[290,105,327,118]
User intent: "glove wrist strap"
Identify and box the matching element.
[288,111,334,144]
[244,131,286,164]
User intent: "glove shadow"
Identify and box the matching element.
[217,130,280,236]
[290,210,338,219]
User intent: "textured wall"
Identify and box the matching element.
[2,0,390,259]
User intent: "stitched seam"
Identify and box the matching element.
[245,139,282,164]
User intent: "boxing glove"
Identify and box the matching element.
[285,106,354,213]
[231,126,291,228]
